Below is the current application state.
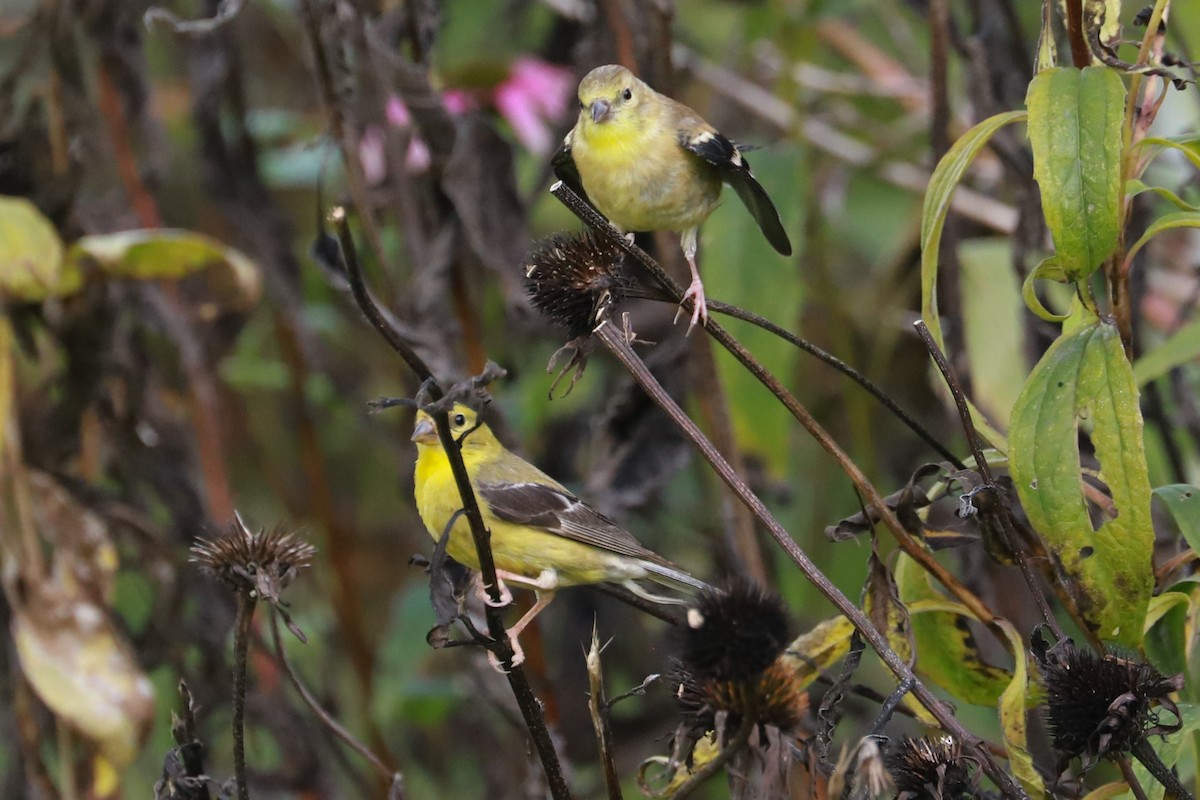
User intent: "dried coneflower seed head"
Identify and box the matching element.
[886,736,978,800]
[1034,634,1183,767]
[524,231,630,337]
[191,514,316,602]
[682,579,791,682]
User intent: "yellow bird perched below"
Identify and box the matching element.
[412,404,709,668]
[555,64,792,330]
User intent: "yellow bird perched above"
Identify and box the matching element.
[555,64,792,330]
[411,404,709,668]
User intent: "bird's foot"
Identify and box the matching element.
[674,278,709,333]
[486,629,526,673]
[477,575,513,608]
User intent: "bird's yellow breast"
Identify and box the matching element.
[413,444,645,587]
[571,115,721,233]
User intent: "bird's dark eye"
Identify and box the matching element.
[453,413,466,426]
[622,88,632,101]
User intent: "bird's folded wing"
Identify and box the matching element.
[678,126,792,256]
[479,480,673,566]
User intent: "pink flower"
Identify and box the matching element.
[493,58,574,154]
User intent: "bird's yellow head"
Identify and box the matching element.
[577,64,647,129]
[410,404,498,453]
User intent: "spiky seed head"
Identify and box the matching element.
[191,514,316,601]
[886,736,978,800]
[681,579,791,682]
[524,231,630,337]
[1034,635,1183,767]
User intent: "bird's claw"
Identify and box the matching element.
[486,631,526,673]
[674,279,709,333]
[481,579,514,608]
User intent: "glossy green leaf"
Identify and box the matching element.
[0,196,77,301]
[1010,321,1154,647]
[1152,485,1200,554]
[896,553,1015,706]
[1026,67,1126,280]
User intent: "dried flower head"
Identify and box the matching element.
[191,514,316,603]
[524,231,631,337]
[1033,633,1183,769]
[682,579,791,681]
[886,736,979,800]
[672,655,810,736]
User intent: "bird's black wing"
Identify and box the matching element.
[678,126,793,256]
[479,480,674,566]
[551,136,592,207]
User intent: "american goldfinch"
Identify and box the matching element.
[554,64,792,329]
[412,404,708,667]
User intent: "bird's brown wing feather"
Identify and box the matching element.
[479,480,674,567]
[677,125,792,256]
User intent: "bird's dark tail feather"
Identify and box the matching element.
[728,169,792,256]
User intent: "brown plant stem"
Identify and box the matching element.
[551,182,1001,635]
[268,610,405,796]
[232,590,255,800]
[913,320,1063,638]
[705,300,962,467]
[330,210,572,800]
[592,321,1024,800]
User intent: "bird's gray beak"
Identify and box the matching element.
[590,99,610,124]
[411,418,437,444]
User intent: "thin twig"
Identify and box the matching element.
[707,300,962,467]
[551,182,1003,641]
[913,320,1063,638]
[1118,754,1152,800]
[592,321,1024,800]
[232,591,255,800]
[268,609,405,795]
[330,210,573,800]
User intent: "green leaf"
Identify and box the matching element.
[1125,211,1200,273]
[1010,321,1154,647]
[1026,67,1126,280]
[0,196,77,301]
[1131,703,1200,800]
[1152,485,1200,554]
[1144,589,1192,676]
[65,229,261,312]
[896,554,1015,706]
[1022,256,1072,322]
[1125,180,1200,212]
[959,239,1027,426]
[920,109,1026,448]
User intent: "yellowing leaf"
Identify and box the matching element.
[0,196,77,301]
[1010,321,1154,647]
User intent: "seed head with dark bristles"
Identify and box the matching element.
[886,736,979,800]
[1033,633,1183,769]
[681,579,791,682]
[524,231,632,337]
[191,514,316,603]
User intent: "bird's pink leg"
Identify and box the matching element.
[673,228,708,332]
[487,590,557,672]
